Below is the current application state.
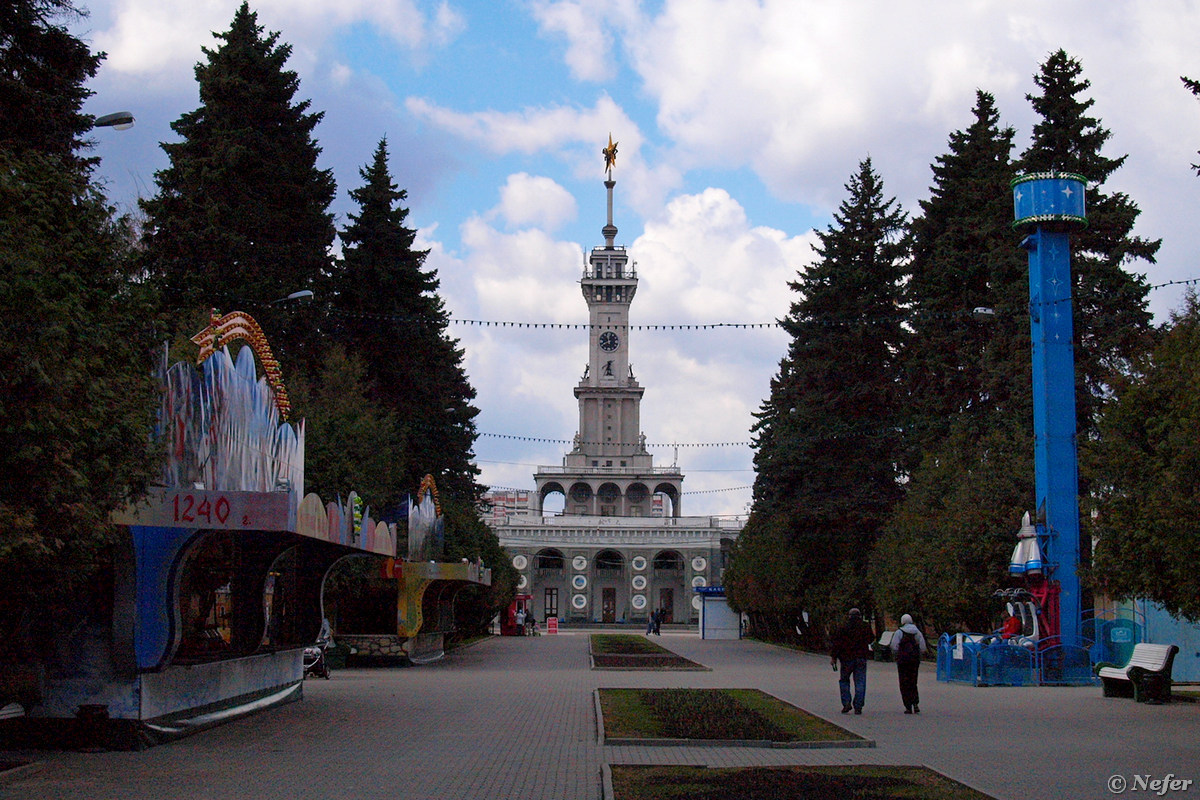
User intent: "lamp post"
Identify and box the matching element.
[93,111,135,131]
[272,289,313,304]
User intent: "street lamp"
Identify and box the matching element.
[271,290,314,304]
[93,111,135,131]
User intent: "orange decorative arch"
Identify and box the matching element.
[191,309,291,420]
[418,474,442,515]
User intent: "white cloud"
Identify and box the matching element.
[633,188,815,324]
[494,173,578,231]
[527,0,617,82]
[434,183,802,516]
[91,0,462,80]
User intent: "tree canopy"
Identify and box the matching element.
[326,138,482,505]
[1018,49,1157,435]
[742,158,907,632]
[1089,297,1200,622]
[0,150,160,652]
[0,0,102,165]
[140,1,336,369]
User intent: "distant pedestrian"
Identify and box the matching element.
[890,613,927,714]
[646,611,655,635]
[652,608,662,636]
[526,608,537,636]
[515,607,526,636]
[829,607,874,715]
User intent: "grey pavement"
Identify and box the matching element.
[1,631,1196,800]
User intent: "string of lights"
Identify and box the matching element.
[320,275,1196,332]
[479,432,750,448]
[483,484,751,497]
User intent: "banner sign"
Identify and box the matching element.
[114,488,291,531]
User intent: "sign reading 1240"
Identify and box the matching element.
[172,493,232,525]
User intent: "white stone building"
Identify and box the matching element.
[487,172,742,625]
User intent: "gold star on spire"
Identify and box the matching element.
[602,133,618,177]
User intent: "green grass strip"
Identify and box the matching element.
[599,688,857,742]
[590,634,673,655]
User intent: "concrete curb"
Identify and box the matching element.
[602,736,876,749]
[600,763,614,800]
[593,689,605,745]
[0,760,42,784]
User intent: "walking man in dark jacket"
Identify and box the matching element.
[830,607,874,715]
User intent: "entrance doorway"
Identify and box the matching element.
[544,588,559,622]
[657,588,674,623]
[602,588,616,623]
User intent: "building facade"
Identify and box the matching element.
[487,168,741,626]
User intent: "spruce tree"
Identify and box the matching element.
[330,138,482,505]
[903,91,1029,453]
[873,92,1035,630]
[140,2,335,366]
[1184,76,1200,174]
[747,158,907,628]
[0,0,102,165]
[1018,50,1157,433]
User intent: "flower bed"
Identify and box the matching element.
[589,635,706,670]
[598,688,863,744]
[609,765,995,800]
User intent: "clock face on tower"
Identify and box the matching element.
[599,331,620,352]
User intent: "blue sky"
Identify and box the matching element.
[78,1,1200,517]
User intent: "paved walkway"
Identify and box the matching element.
[1,631,1196,799]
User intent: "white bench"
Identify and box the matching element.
[1095,643,1179,703]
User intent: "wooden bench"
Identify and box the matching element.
[1094,643,1179,703]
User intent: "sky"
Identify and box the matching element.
[76,0,1200,519]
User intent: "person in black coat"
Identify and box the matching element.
[829,607,875,714]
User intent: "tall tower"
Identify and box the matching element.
[533,141,684,517]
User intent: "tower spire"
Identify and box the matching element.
[602,133,618,247]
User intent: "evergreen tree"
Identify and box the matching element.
[0,0,102,165]
[872,92,1036,631]
[1090,292,1200,620]
[1018,50,1158,433]
[0,150,160,667]
[289,344,407,508]
[723,513,805,642]
[1184,76,1200,175]
[140,2,335,367]
[746,158,907,631]
[903,91,1030,456]
[329,138,482,504]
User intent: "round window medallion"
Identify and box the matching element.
[631,575,647,591]
[572,574,588,590]
[691,556,707,572]
[631,594,647,610]
[512,555,528,570]
[517,575,528,589]
[572,593,588,609]
[691,595,702,610]
[691,575,707,588]
[631,555,647,571]
[572,555,588,571]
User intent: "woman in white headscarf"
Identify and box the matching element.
[890,613,927,713]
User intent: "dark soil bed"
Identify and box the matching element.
[609,765,995,800]
[591,653,706,670]
[589,635,705,670]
